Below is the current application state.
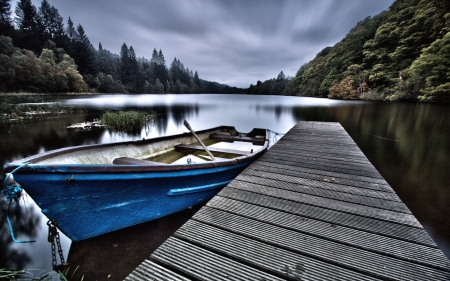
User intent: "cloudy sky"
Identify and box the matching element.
[12,0,394,88]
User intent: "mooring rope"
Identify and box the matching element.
[2,163,35,243]
[267,129,285,147]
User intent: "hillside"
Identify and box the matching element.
[283,0,450,103]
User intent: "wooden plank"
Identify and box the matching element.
[218,187,435,246]
[205,198,450,271]
[209,133,265,144]
[266,145,379,167]
[151,237,285,281]
[250,160,391,188]
[231,176,409,213]
[235,174,402,203]
[274,141,368,156]
[225,182,419,227]
[125,260,191,281]
[266,146,375,165]
[112,157,168,166]
[191,208,450,280]
[259,154,384,179]
[175,220,381,281]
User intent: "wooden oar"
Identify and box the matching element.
[183,120,216,161]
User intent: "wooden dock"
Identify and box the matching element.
[125,122,450,280]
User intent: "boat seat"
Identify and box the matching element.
[209,133,265,144]
[175,144,252,156]
[113,157,168,166]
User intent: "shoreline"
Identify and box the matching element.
[0,92,102,96]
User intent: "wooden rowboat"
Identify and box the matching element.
[3,123,269,241]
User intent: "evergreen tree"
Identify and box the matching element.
[128,45,138,91]
[120,42,129,83]
[149,48,168,91]
[14,0,44,52]
[193,71,200,86]
[277,71,285,81]
[98,42,113,77]
[120,43,140,92]
[0,0,12,24]
[0,0,13,36]
[15,0,39,31]
[158,49,165,65]
[65,17,77,40]
[38,0,64,40]
[154,78,164,93]
[69,23,97,76]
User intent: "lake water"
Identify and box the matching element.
[1,94,449,278]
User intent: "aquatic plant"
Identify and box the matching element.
[0,101,76,125]
[100,110,156,133]
[0,268,52,280]
[0,266,84,280]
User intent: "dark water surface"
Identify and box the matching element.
[1,94,449,279]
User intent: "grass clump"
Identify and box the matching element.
[0,266,84,280]
[100,110,156,133]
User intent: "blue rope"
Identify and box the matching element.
[2,163,35,243]
[267,129,285,147]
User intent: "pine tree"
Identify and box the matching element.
[0,0,12,24]
[120,43,141,92]
[0,0,13,36]
[65,17,77,40]
[15,0,39,31]
[158,49,165,65]
[128,45,138,91]
[14,0,44,52]
[277,71,285,81]
[69,23,97,76]
[38,0,64,40]
[194,71,200,86]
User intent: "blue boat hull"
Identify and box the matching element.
[4,125,269,241]
[14,161,250,241]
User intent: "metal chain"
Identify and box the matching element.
[47,220,65,271]
[55,228,65,266]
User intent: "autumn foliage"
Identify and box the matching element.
[328,76,358,100]
[287,0,450,103]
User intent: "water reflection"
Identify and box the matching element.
[0,199,35,269]
[334,102,450,258]
[1,94,449,276]
[0,194,72,276]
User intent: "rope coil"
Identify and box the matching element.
[2,163,35,243]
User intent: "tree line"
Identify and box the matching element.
[0,0,243,94]
[3,0,447,101]
[279,0,450,103]
[247,71,291,96]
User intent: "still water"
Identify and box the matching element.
[1,94,449,277]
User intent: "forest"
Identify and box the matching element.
[0,0,244,94]
[1,0,449,102]
[278,0,450,103]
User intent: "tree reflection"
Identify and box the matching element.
[0,198,40,269]
[291,102,450,258]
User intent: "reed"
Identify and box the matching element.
[0,267,84,280]
[100,110,156,133]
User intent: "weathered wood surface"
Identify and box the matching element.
[125,121,450,281]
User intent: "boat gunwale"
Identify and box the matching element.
[4,125,269,173]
